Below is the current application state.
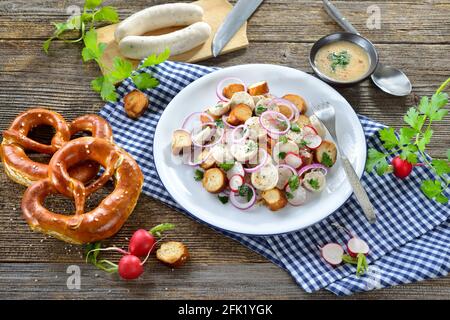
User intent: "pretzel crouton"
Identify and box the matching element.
[227,104,252,126]
[314,140,337,167]
[282,94,307,114]
[171,129,191,155]
[199,149,216,170]
[223,83,245,99]
[156,241,189,267]
[261,188,288,211]
[248,81,270,96]
[202,168,227,193]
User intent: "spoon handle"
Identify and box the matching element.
[322,0,360,35]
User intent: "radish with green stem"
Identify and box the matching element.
[129,223,175,257]
[346,237,370,257]
[391,156,413,179]
[118,255,144,280]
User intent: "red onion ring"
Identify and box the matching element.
[259,110,291,136]
[243,148,268,173]
[297,163,328,177]
[229,183,256,210]
[182,112,214,130]
[216,77,247,102]
[231,124,249,144]
[270,98,299,122]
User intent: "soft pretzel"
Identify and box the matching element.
[22,137,143,244]
[1,108,113,186]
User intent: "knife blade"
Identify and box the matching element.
[212,0,264,57]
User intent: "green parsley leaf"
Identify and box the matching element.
[321,152,334,167]
[99,76,118,102]
[400,144,418,165]
[404,107,425,131]
[417,128,433,152]
[285,192,294,200]
[94,6,119,23]
[131,73,159,91]
[288,175,300,191]
[85,0,103,10]
[149,223,175,237]
[238,184,253,202]
[194,169,204,181]
[279,136,288,144]
[298,140,308,147]
[421,180,448,204]
[278,152,287,159]
[81,29,105,62]
[308,178,320,190]
[218,195,229,204]
[365,148,388,175]
[109,57,134,81]
[398,127,416,146]
[215,119,224,128]
[447,149,450,162]
[90,76,104,92]
[328,50,351,72]
[291,122,301,132]
[431,159,450,177]
[42,38,53,54]
[218,162,235,171]
[255,106,267,115]
[379,127,399,149]
[140,48,170,68]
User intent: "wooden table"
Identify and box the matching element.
[0,0,449,300]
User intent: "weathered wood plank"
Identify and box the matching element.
[0,262,449,299]
[0,1,449,43]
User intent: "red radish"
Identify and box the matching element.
[129,229,156,257]
[285,152,303,169]
[346,237,370,258]
[320,243,344,266]
[391,156,413,179]
[301,125,317,136]
[229,174,244,192]
[303,134,322,149]
[118,255,144,280]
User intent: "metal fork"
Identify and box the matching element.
[311,102,377,223]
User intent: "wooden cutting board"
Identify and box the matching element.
[96,0,248,74]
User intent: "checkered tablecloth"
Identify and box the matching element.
[100,61,450,295]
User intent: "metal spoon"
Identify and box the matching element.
[323,0,412,96]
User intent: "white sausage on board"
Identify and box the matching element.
[114,3,205,42]
[118,22,212,59]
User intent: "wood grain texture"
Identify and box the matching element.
[0,0,449,300]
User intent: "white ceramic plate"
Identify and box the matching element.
[154,64,366,235]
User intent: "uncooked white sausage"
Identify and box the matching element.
[115,3,204,43]
[118,22,211,59]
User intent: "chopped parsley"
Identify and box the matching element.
[279,136,288,144]
[321,152,334,167]
[278,152,287,159]
[308,178,320,190]
[255,105,267,115]
[218,162,235,171]
[218,195,229,204]
[328,50,351,72]
[215,119,224,128]
[288,175,300,191]
[194,169,204,181]
[298,140,308,147]
[291,123,301,132]
[286,191,294,199]
[238,184,254,202]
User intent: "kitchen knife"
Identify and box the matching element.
[212,0,264,57]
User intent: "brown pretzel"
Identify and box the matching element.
[1,108,113,186]
[21,137,143,244]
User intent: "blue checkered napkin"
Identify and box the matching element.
[100,61,450,295]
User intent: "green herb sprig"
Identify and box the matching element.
[328,50,351,72]
[366,77,450,204]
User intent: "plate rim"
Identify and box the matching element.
[154,63,367,236]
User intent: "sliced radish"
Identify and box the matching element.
[303,134,322,149]
[285,184,307,206]
[276,164,296,189]
[226,162,245,180]
[229,174,244,192]
[347,237,370,258]
[285,152,303,169]
[321,243,344,266]
[301,125,317,136]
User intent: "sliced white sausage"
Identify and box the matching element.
[245,117,267,141]
[230,140,258,162]
[303,171,326,192]
[229,92,255,110]
[251,163,279,191]
[119,22,212,59]
[191,126,213,146]
[208,102,231,117]
[276,166,295,189]
[211,144,234,164]
[115,3,204,42]
[286,130,305,145]
[272,141,299,162]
